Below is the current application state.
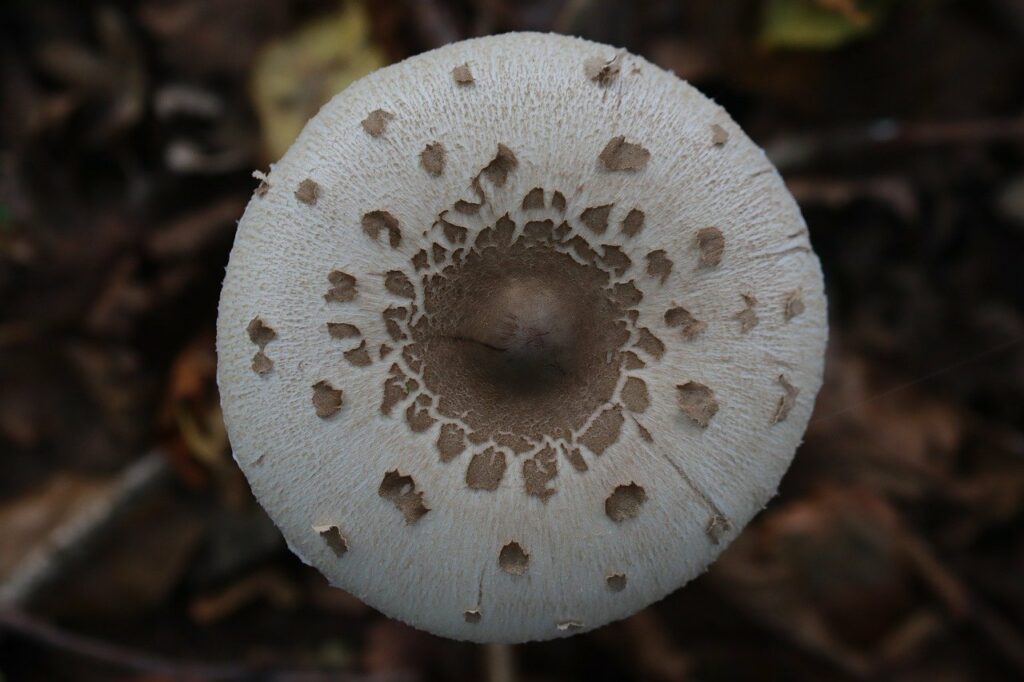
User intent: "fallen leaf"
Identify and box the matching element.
[251,1,386,159]
[760,0,892,50]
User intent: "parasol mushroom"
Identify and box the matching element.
[217,32,827,643]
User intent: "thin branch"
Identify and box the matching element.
[0,608,241,679]
[0,450,169,607]
[765,116,1024,171]
[0,608,416,681]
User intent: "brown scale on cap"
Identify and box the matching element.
[452,63,474,85]
[295,178,320,205]
[771,375,799,424]
[551,191,567,213]
[634,418,653,442]
[584,53,623,86]
[252,170,270,197]
[645,250,672,284]
[327,322,360,339]
[384,271,415,299]
[565,234,597,263]
[551,219,572,241]
[620,377,650,413]
[605,483,647,522]
[578,405,625,456]
[665,306,706,340]
[420,142,445,176]
[622,351,645,370]
[405,396,436,433]
[562,445,587,472]
[676,381,718,427]
[381,364,415,416]
[498,541,529,575]
[580,204,612,234]
[315,525,349,557]
[361,109,394,137]
[784,289,805,321]
[454,199,481,215]
[439,216,468,244]
[247,317,276,347]
[247,317,277,375]
[382,309,408,343]
[522,445,558,501]
[251,351,273,375]
[609,281,642,308]
[710,123,729,146]
[361,210,402,249]
[378,470,430,524]
[343,340,373,367]
[324,271,358,303]
[735,293,759,333]
[600,245,631,277]
[312,381,343,418]
[599,136,650,171]
[521,187,545,210]
[466,448,507,490]
[436,423,466,462]
[401,344,423,374]
[476,144,517,188]
[696,227,724,268]
[705,514,732,544]
[606,573,627,592]
[621,209,644,237]
[634,327,665,359]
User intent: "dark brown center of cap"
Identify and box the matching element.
[458,276,581,387]
[409,221,630,442]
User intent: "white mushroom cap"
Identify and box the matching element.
[217,32,827,644]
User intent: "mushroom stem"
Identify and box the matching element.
[484,643,516,682]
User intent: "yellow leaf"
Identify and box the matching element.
[251,2,386,159]
[760,0,892,50]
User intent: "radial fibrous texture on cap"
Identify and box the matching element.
[216,32,827,644]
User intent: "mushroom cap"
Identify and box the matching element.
[217,32,827,643]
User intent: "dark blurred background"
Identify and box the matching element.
[1,1,1023,680]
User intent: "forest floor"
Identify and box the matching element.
[1,1,1023,680]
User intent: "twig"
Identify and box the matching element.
[810,335,1024,426]
[0,608,241,679]
[765,116,1024,171]
[0,608,416,681]
[0,450,169,607]
[895,510,1024,676]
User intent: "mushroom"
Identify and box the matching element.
[217,33,827,644]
